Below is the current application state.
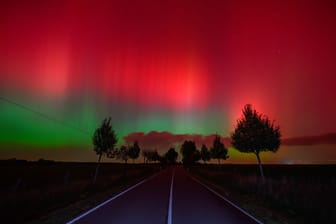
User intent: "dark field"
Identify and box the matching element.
[2,161,335,224]
[0,160,160,223]
[192,164,336,224]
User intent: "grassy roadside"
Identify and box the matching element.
[190,171,293,224]
[28,167,161,224]
[189,165,336,224]
[0,162,161,223]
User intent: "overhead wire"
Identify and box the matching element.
[0,96,91,136]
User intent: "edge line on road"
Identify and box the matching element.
[167,168,175,224]
[189,174,264,224]
[66,171,161,224]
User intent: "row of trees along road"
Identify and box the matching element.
[114,141,141,164]
[92,104,281,183]
[142,147,178,165]
[180,135,229,167]
[179,104,281,182]
[92,118,179,184]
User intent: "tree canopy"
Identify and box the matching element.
[231,104,281,154]
[210,135,229,164]
[92,117,117,158]
[128,141,141,162]
[165,147,178,164]
[200,144,211,164]
[180,140,199,166]
[116,145,129,163]
[142,150,160,163]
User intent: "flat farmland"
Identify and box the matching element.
[192,164,336,224]
[0,160,160,223]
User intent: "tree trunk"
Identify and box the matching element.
[255,152,265,183]
[93,154,102,184]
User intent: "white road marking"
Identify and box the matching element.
[66,172,160,224]
[189,175,264,224]
[167,168,175,224]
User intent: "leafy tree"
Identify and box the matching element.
[116,145,129,164]
[129,141,140,163]
[194,149,201,163]
[142,150,150,163]
[180,140,198,166]
[210,135,229,165]
[231,104,281,182]
[92,117,117,184]
[165,147,178,164]
[200,144,211,164]
[151,150,161,162]
[142,150,160,163]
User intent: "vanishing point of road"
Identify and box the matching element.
[67,166,262,224]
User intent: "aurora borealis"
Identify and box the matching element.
[1,0,336,163]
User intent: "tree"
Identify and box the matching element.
[142,150,161,163]
[210,135,229,165]
[194,149,201,163]
[129,141,140,163]
[180,140,198,166]
[116,145,129,164]
[165,147,178,164]
[231,104,281,182]
[142,150,149,163]
[142,150,151,163]
[92,117,117,184]
[200,144,211,164]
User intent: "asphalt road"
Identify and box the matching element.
[68,166,261,224]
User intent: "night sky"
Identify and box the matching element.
[1,0,336,163]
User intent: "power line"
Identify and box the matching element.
[0,96,91,136]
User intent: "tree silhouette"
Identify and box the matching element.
[200,144,211,164]
[129,141,140,163]
[210,135,229,165]
[142,150,160,163]
[194,149,201,163]
[231,104,281,182]
[116,145,129,164]
[165,147,178,164]
[142,150,150,163]
[180,140,198,166]
[142,150,148,163]
[92,117,117,184]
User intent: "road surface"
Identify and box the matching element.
[68,166,262,224]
